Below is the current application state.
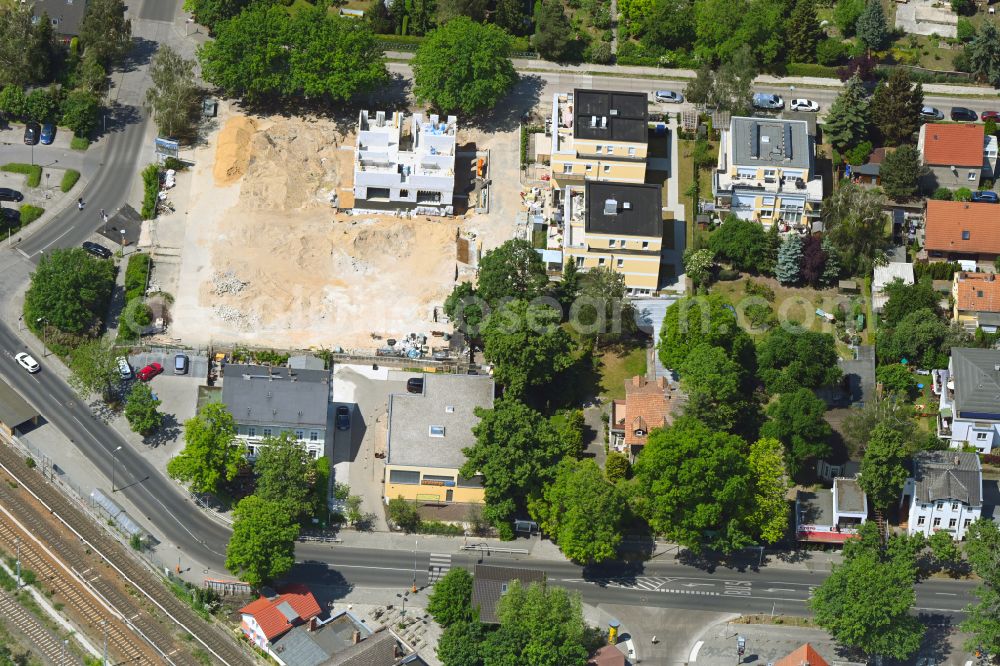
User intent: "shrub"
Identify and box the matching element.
[983,453,1000,466]
[19,205,43,225]
[140,164,160,220]
[954,187,973,202]
[746,302,777,329]
[70,135,90,150]
[817,38,848,66]
[876,363,918,399]
[957,18,975,43]
[931,187,953,201]
[717,268,740,281]
[124,253,152,302]
[1,163,42,187]
[60,169,80,193]
[744,278,776,301]
[163,157,188,171]
[585,41,613,64]
[845,140,873,166]
[387,496,422,533]
[914,261,960,281]
[785,63,839,78]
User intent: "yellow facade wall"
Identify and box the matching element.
[384,464,485,504]
[564,249,660,290]
[550,157,647,186]
[585,231,662,253]
[574,137,648,159]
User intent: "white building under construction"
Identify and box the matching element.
[353,110,456,216]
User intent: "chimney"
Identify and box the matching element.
[352,630,361,644]
[954,454,961,465]
[308,617,318,632]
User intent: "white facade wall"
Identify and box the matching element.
[948,418,999,454]
[904,479,981,541]
[236,425,325,459]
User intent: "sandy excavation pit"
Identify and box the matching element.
[169,112,461,351]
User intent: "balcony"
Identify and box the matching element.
[715,172,824,201]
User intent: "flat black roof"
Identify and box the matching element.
[585,182,663,237]
[573,89,648,143]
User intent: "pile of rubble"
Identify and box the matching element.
[212,270,248,295]
[213,304,258,331]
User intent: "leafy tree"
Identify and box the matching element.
[747,437,790,543]
[640,0,696,51]
[955,186,973,202]
[604,451,631,482]
[576,266,635,346]
[413,20,516,114]
[24,88,59,123]
[124,383,164,435]
[0,85,27,118]
[833,0,865,36]
[437,621,485,666]
[476,239,548,305]
[77,51,108,95]
[558,259,580,309]
[875,364,918,399]
[61,90,100,137]
[145,46,200,139]
[952,0,975,15]
[756,328,842,394]
[29,11,58,84]
[927,529,962,574]
[483,582,591,666]
[408,0,436,35]
[775,234,803,285]
[856,0,890,51]
[684,63,714,106]
[707,216,769,272]
[184,0,255,31]
[24,248,116,336]
[870,69,923,146]
[658,294,752,371]
[679,343,749,433]
[712,44,757,115]
[760,389,832,474]
[820,237,841,285]
[858,422,911,509]
[66,337,120,400]
[461,399,575,534]
[881,277,939,327]
[0,4,36,87]
[427,568,473,627]
[529,459,623,563]
[633,416,754,553]
[800,234,827,287]
[79,0,132,68]
[387,496,422,532]
[482,299,573,396]
[878,308,962,368]
[879,144,922,200]
[225,495,299,588]
[533,0,573,61]
[167,402,245,494]
[444,282,484,335]
[682,248,715,288]
[253,432,312,518]
[495,0,529,35]
[962,520,1000,656]
[822,181,890,275]
[788,0,822,63]
[967,21,1000,86]
[436,0,487,23]
[817,37,848,66]
[811,523,925,660]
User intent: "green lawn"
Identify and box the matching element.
[598,344,648,400]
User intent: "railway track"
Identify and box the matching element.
[0,587,82,665]
[0,444,254,666]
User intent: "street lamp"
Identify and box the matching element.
[412,538,417,593]
[35,317,47,357]
[111,446,123,492]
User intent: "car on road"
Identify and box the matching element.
[654,90,683,104]
[39,123,55,145]
[137,362,163,382]
[23,122,39,145]
[0,188,23,203]
[789,98,819,112]
[982,111,1000,121]
[951,107,978,122]
[117,356,133,380]
[82,241,112,259]
[406,377,424,394]
[15,352,39,373]
[173,353,188,375]
[972,190,1000,203]
[335,405,351,430]
[752,93,784,110]
[0,208,19,225]
[919,106,944,120]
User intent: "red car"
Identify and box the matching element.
[137,362,163,381]
[982,111,1000,121]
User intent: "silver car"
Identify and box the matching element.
[654,90,683,104]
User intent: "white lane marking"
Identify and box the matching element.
[40,226,74,252]
[303,563,420,573]
[689,640,704,662]
[764,588,796,592]
[935,592,957,596]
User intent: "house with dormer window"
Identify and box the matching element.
[609,376,677,459]
[901,451,982,541]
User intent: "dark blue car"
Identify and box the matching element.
[971,190,999,203]
[39,124,55,145]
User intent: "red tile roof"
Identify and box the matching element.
[774,643,830,666]
[921,123,984,167]
[239,584,322,642]
[622,376,674,448]
[924,200,1000,256]
[954,272,1000,313]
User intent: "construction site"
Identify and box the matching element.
[145,101,515,353]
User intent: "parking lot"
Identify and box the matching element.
[128,349,209,380]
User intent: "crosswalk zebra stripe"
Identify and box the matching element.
[428,553,452,583]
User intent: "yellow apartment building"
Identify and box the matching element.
[713,116,822,229]
[550,89,649,188]
[383,374,495,506]
[562,181,664,294]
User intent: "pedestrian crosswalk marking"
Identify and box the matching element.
[428,553,452,583]
[591,577,722,596]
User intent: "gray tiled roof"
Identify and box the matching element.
[222,364,329,429]
[951,348,1000,420]
[386,374,494,469]
[912,451,982,507]
[332,630,402,666]
[731,117,811,169]
[471,565,546,624]
[30,0,88,37]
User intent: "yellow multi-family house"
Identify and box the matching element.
[383,374,494,506]
[713,116,822,228]
[562,181,665,295]
[549,89,649,188]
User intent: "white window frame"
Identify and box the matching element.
[933,517,941,527]
[969,170,978,181]
[262,428,272,438]
[563,163,573,173]
[627,146,636,156]
[429,425,446,438]
[976,432,988,440]
[917,516,925,525]
[295,430,304,440]
[603,165,611,173]
[310,431,319,441]
[616,258,624,268]
[248,427,257,438]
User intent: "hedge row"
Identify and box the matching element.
[784,63,839,78]
[18,205,44,226]
[140,164,160,220]
[60,169,80,193]
[124,253,151,303]
[1,163,42,187]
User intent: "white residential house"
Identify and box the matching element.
[353,110,456,215]
[935,347,1000,454]
[871,262,915,313]
[901,451,982,541]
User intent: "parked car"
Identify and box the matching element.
[982,111,1000,121]
[335,405,351,430]
[23,122,39,145]
[82,241,112,259]
[919,106,944,120]
[406,377,424,394]
[137,362,163,381]
[972,190,1000,203]
[654,90,683,104]
[39,124,55,145]
[951,107,978,122]
[0,208,19,224]
[15,352,39,373]
[752,93,784,110]
[173,353,188,375]
[0,188,23,203]
[116,356,133,380]
[789,98,819,112]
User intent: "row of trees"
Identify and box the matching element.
[825,70,924,161]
